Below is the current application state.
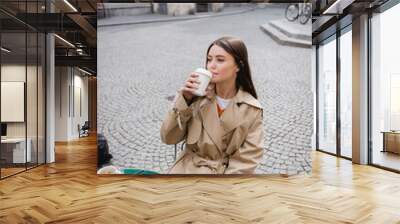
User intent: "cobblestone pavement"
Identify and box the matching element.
[98,6,313,175]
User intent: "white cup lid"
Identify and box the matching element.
[195,68,212,78]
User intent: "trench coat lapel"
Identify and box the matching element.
[219,95,242,135]
[219,88,263,133]
[198,88,254,153]
[199,97,225,153]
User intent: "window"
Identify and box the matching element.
[370,2,400,171]
[340,27,352,158]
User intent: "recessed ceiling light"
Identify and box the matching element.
[54,34,75,48]
[63,0,78,12]
[1,47,11,53]
[323,0,355,15]
[78,67,92,76]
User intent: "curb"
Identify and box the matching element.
[98,6,257,27]
[269,20,311,40]
[260,23,311,48]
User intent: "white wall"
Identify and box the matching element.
[71,72,89,138]
[1,63,46,164]
[1,66,26,138]
[1,82,25,122]
[55,67,89,141]
[1,65,37,138]
[55,66,69,141]
[210,3,224,12]
[167,3,196,16]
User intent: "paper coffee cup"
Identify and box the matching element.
[193,68,212,96]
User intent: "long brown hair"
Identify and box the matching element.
[205,36,258,99]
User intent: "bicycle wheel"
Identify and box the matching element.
[299,4,312,24]
[285,4,299,22]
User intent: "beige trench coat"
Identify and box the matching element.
[160,87,264,174]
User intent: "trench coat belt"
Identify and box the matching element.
[191,150,230,172]
[173,108,184,130]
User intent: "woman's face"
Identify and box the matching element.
[206,44,239,84]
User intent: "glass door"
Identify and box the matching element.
[317,35,337,155]
[0,1,47,179]
[1,30,28,178]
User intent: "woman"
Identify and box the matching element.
[160,36,264,174]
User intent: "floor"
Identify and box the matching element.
[0,162,43,179]
[1,167,25,177]
[0,135,400,223]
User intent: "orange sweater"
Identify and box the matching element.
[216,103,225,117]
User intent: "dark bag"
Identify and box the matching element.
[97,133,113,168]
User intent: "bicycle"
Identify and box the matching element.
[285,3,312,24]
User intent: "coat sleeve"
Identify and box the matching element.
[224,109,264,174]
[160,91,194,145]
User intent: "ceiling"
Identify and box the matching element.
[312,0,391,44]
[0,0,97,75]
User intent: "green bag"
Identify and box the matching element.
[122,168,159,175]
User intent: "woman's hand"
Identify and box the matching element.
[181,72,215,104]
[181,72,200,102]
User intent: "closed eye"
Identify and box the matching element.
[207,58,225,62]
